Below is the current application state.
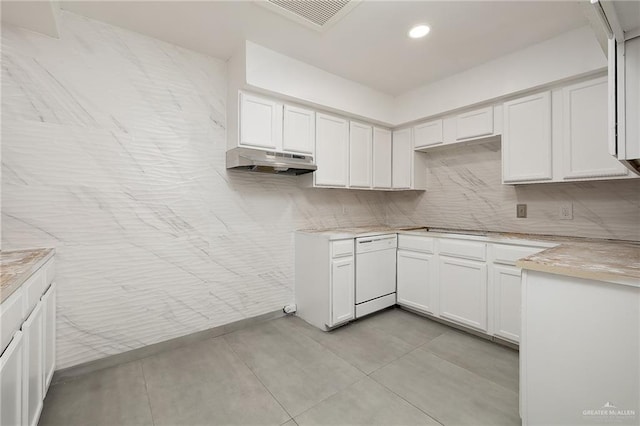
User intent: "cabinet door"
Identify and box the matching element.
[372,127,392,189]
[503,92,553,183]
[397,250,435,315]
[414,120,443,149]
[456,106,494,140]
[492,265,522,343]
[315,113,349,187]
[22,303,44,426]
[239,92,282,149]
[0,331,23,426]
[562,77,628,179]
[283,104,315,155]
[349,121,373,188]
[330,257,355,327]
[439,257,488,331]
[42,283,56,393]
[392,128,412,189]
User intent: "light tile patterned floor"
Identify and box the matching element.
[40,307,520,426]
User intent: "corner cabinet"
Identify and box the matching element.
[392,128,427,190]
[397,250,436,315]
[314,113,349,187]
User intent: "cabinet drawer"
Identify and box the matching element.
[22,271,46,317]
[439,239,486,261]
[398,235,435,253]
[492,244,545,266]
[0,288,24,354]
[331,240,354,258]
[456,106,494,140]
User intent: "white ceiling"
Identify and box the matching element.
[60,0,588,96]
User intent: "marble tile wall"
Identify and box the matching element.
[1,13,386,368]
[386,141,640,241]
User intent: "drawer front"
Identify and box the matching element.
[331,239,354,258]
[23,271,46,317]
[456,106,494,140]
[492,244,544,266]
[0,288,24,354]
[398,235,435,253]
[439,239,486,261]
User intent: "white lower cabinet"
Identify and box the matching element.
[396,250,436,315]
[330,257,355,326]
[491,264,522,343]
[439,256,488,332]
[0,258,55,426]
[42,283,57,392]
[23,303,44,426]
[0,331,24,426]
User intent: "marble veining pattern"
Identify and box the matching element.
[517,242,640,286]
[1,13,387,368]
[0,248,54,302]
[385,141,640,242]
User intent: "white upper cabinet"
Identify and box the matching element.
[239,92,283,150]
[372,127,392,189]
[562,77,628,179]
[414,120,444,149]
[349,121,373,188]
[283,104,315,155]
[502,91,553,183]
[456,106,494,140]
[392,128,413,189]
[315,113,349,187]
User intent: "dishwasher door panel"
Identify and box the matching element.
[355,248,397,304]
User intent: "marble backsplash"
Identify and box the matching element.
[386,141,640,241]
[1,13,386,368]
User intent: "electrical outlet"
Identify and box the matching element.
[516,204,527,218]
[559,202,573,220]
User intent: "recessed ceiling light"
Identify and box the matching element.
[408,24,430,39]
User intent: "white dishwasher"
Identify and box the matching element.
[355,234,397,318]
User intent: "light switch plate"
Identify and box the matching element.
[559,203,573,220]
[517,204,527,218]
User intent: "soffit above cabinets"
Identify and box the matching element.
[59,0,587,96]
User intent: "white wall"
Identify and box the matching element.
[242,41,396,125]
[393,26,607,125]
[1,12,387,368]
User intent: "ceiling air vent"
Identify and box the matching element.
[257,0,361,31]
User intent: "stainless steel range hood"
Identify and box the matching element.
[226,147,317,175]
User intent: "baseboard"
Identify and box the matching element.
[397,305,520,351]
[52,309,285,384]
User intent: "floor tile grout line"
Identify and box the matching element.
[368,370,445,426]
[220,335,295,421]
[138,361,156,426]
[420,347,520,396]
[365,349,446,426]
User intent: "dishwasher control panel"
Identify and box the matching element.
[355,234,398,254]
